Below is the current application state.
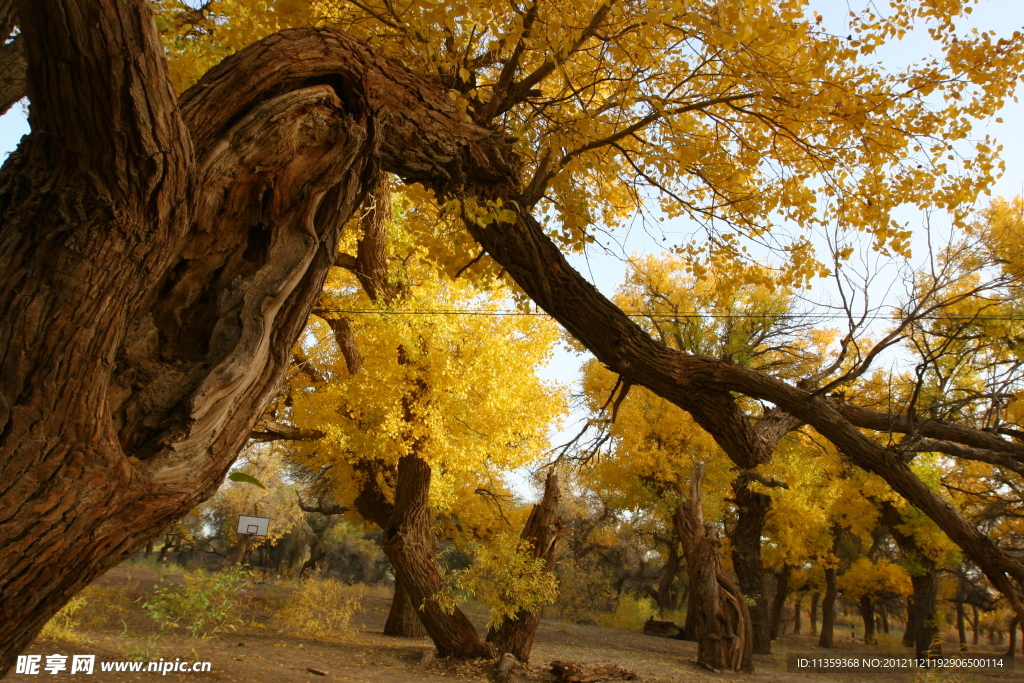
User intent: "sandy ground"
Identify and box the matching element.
[5,566,1020,683]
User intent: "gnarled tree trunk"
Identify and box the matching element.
[0,1,382,668]
[879,502,940,659]
[486,471,564,662]
[673,463,753,673]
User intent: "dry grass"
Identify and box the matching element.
[274,575,364,640]
[38,595,90,643]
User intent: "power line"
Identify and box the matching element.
[313,308,1024,322]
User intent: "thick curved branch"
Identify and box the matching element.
[180,28,519,198]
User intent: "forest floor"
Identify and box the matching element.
[7,566,1021,683]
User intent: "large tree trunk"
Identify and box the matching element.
[381,454,494,659]
[730,474,773,654]
[385,575,428,638]
[352,462,428,638]
[487,471,564,662]
[769,564,791,641]
[0,2,382,668]
[673,463,753,673]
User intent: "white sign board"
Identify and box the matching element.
[236,515,270,536]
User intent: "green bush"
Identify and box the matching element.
[141,566,251,638]
[594,594,658,631]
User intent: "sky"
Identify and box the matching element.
[2,1,1023,489]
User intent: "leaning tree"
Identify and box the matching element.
[5,0,1024,673]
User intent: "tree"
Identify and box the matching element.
[5,0,1024,672]
[278,229,564,655]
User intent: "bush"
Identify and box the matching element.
[594,594,658,631]
[39,596,89,643]
[141,566,251,638]
[275,575,363,639]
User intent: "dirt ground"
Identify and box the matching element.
[6,566,1021,683]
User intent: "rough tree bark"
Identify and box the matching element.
[486,470,565,662]
[673,463,753,673]
[0,2,382,667]
[730,473,773,654]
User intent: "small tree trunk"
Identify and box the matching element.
[818,568,837,648]
[673,463,753,673]
[1006,617,1018,657]
[384,575,428,637]
[793,594,802,635]
[956,600,967,652]
[228,534,254,566]
[859,595,876,644]
[810,592,819,636]
[382,454,494,659]
[972,605,979,645]
[487,471,564,662]
[730,474,773,655]
[905,568,940,658]
[769,565,791,640]
[656,541,682,615]
[879,602,889,634]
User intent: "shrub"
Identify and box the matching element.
[594,594,658,631]
[141,566,251,638]
[275,575,363,639]
[39,596,89,643]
